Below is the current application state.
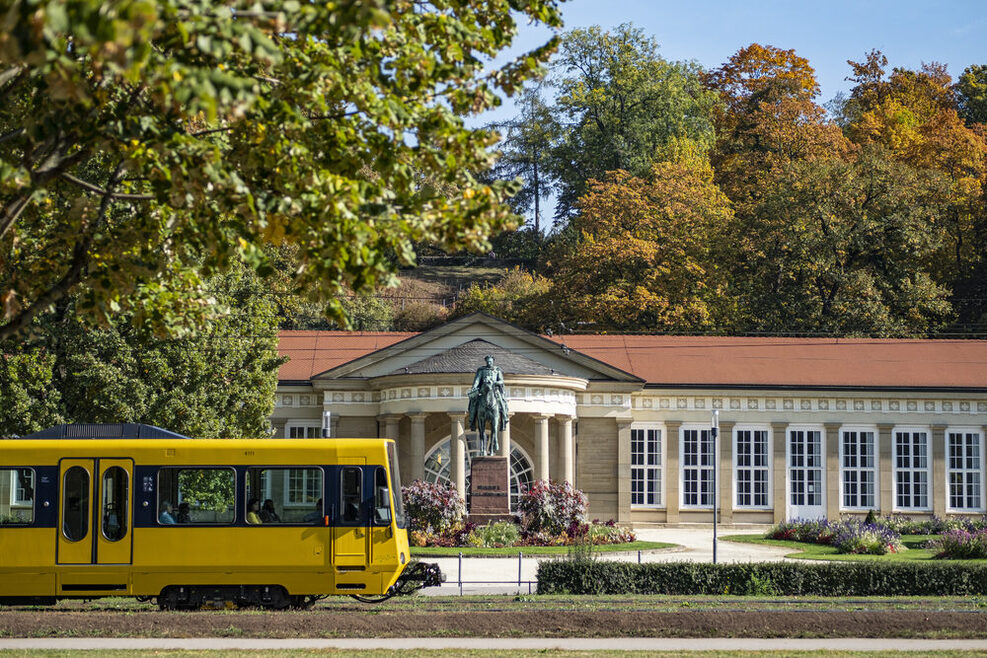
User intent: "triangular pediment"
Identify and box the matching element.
[390,339,554,376]
[311,313,641,383]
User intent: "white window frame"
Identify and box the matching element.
[680,424,715,509]
[630,424,665,508]
[284,468,323,508]
[786,424,826,515]
[9,468,34,506]
[285,420,322,439]
[733,425,771,510]
[946,427,985,513]
[893,426,932,512]
[839,426,878,511]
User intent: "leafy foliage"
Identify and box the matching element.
[538,560,987,596]
[543,144,735,333]
[401,479,466,541]
[516,479,587,536]
[932,529,987,559]
[769,518,902,555]
[0,260,282,437]
[0,0,563,341]
[453,267,551,329]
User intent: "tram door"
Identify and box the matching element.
[333,463,370,567]
[57,459,134,565]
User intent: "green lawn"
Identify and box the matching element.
[410,540,674,557]
[721,533,987,563]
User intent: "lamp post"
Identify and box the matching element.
[322,410,331,438]
[711,409,719,564]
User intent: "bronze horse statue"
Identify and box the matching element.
[468,355,508,456]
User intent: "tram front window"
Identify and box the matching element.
[373,467,391,524]
[387,442,406,528]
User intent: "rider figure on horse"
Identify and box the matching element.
[467,355,509,456]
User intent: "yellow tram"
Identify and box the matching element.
[0,430,440,608]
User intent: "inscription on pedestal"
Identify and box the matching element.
[468,456,511,523]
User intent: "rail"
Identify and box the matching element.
[438,550,652,595]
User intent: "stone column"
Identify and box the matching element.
[825,422,841,520]
[449,413,467,502]
[878,423,894,514]
[330,414,340,439]
[380,414,401,441]
[718,420,735,524]
[771,422,788,523]
[664,421,682,524]
[559,415,575,485]
[931,424,947,517]
[497,413,514,459]
[408,413,427,484]
[532,414,550,481]
[616,419,632,524]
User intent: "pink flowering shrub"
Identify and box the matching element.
[516,479,588,535]
[933,529,987,559]
[402,479,465,537]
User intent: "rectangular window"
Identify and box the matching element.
[895,430,929,510]
[341,467,362,523]
[789,429,823,506]
[682,427,714,508]
[0,468,35,525]
[245,467,324,523]
[631,427,663,507]
[287,424,321,439]
[948,430,983,511]
[157,468,235,525]
[735,428,769,508]
[841,429,876,509]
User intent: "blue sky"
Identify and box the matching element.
[489,0,986,120]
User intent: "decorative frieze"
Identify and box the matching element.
[626,394,984,416]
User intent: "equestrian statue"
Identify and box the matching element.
[467,355,509,456]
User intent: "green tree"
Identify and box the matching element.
[736,148,953,336]
[453,267,552,330]
[0,349,62,436]
[487,85,559,236]
[0,260,283,437]
[544,143,734,333]
[0,0,563,342]
[957,64,987,126]
[549,24,718,220]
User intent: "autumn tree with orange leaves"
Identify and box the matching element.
[542,144,735,333]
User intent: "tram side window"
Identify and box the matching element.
[373,467,391,525]
[245,467,324,524]
[157,468,235,525]
[62,466,89,541]
[341,467,362,523]
[0,468,35,525]
[101,466,128,541]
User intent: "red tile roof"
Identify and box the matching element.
[278,331,987,390]
[278,331,414,381]
[550,335,987,389]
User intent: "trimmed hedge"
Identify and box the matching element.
[536,560,987,596]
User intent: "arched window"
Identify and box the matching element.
[423,438,533,511]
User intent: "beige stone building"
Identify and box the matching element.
[271,313,987,526]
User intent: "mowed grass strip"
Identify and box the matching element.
[410,540,674,557]
[721,534,987,563]
[3,649,983,658]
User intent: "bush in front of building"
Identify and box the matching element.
[402,479,468,546]
[768,518,902,555]
[537,560,987,595]
[516,479,588,536]
[931,529,987,559]
[877,514,987,535]
[466,521,521,548]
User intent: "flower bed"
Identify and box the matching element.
[769,518,902,555]
[931,528,987,559]
[402,478,635,548]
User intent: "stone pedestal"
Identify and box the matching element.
[468,456,512,525]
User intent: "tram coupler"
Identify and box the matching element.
[394,561,445,595]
